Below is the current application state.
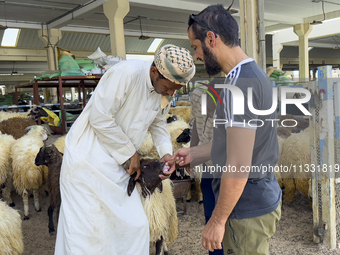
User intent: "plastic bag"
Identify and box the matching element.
[59,55,85,77]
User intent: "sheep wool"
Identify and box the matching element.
[169,106,191,124]
[54,135,66,154]
[175,101,191,107]
[0,117,37,139]
[166,119,190,152]
[11,125,48,195]
[0,111,29,122]
[275,136,285,188]
[137,179,178,244]
[279,127,311,203]
[0,134,16,205]
[138,120,190,159]
[0,200,24,255]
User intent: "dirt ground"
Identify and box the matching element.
[6,136,340,255]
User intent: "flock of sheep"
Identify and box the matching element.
[0,105,191,255]
[0,103,313,255]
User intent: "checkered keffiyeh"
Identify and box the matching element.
[154,44,196,86]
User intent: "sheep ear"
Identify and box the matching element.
[127,174,137,196]
[157,182,163,193]
[40,130,48,141]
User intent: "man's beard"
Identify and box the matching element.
[202,42,222,76]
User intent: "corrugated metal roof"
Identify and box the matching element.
[17,29,45,48]
[3,29,194,54]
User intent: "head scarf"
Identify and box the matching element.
[154,44,196,86]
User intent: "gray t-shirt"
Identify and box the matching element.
[211,59,282,219]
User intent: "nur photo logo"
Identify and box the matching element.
[199,83,312,128]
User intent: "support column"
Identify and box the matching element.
[239,0,260,65]
[294,23,312,80]
[103,0,129,58]
[272,33,283,70]
[43,89,47,103]
[38,29,62,104]
[71,88,76,102]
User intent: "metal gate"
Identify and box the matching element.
[310,65,340,249]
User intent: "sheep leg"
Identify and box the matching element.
[33,189,41,212]
[283,178,296,203]
[195,179,203,204]
[186,188,192,202]
[2,175,14,207]
[155,236,164,255]
[48,205,55,234]
[23,189,30,220]
[163,241,169,255]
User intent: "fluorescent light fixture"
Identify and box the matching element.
[126,54,154,61]
[323,17,340,23]
[1,28,20,47]
[147,38,164,53]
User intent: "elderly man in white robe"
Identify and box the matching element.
[54,44,195,255]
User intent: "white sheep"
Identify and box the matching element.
[11,125,49,219]
[0,133,16,206]
[169,106,192,124]
[0,111,29,122]
[0,200,24,255]
[53,135,66,154]
[279,127,311,203]
[275,136,286,188]
[138,118,190,159]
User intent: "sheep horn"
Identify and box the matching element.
[24,126,35,134]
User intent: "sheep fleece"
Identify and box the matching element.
[0,200,24,255]
[136,179,178,244]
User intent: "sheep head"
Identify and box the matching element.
[127,159,165,198]
[35,144,62,167]
[24,125,49,141]
[27,106,49,119]
[176,128,191,143]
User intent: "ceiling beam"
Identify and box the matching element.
[0,19,43,30]
[48,0,109,28]
[304,10,340,24]
[264,13,303,25]
[272,18,340,45]
[129,0,208,13]
[285,41,340,49]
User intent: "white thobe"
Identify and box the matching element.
[54,60,173,255]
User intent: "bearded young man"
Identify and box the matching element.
[55,44,195,255]
[172,5,282,255]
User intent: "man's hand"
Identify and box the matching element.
[159,154,176,180]
[126,152,141,180]
[202,215,225,252]
[172,147,191,167]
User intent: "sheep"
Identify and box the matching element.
[0,200,24,255]
[138,119,190,159]
[279,127,311,203]
[0,107,51,140]
[278,114,309,136]
[169,106,191,124]
[0,111,30,122]
[126,159,178,255]
[175,101,191,106]
[11,125,49,220]
[176,128,190,143]
[275,136,286,189]
[0,133,16,206]
[0,117,37,139]
[53,135,66,154]
[35,144,62,234]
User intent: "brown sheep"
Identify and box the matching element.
[35,144,62,234]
